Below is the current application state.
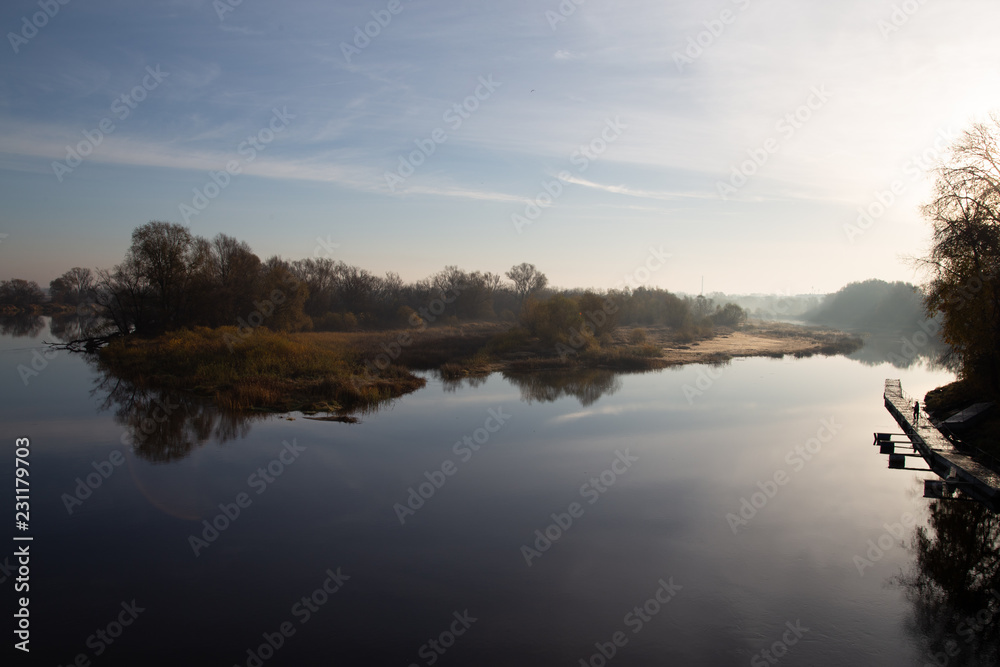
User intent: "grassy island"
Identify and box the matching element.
[96,321,862,416]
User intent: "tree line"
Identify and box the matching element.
[0,220,746,340]
[801,279,932,332]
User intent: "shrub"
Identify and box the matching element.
[629,328,648,344]
[397,305,417,327]
[487,327,531,353]
[522,294,582,344]
[710,303,747,327]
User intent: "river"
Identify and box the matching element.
[2,316,995,666]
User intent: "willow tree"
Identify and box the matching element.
[922,114,1000,390]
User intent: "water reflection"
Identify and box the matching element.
[0,313,45,337]
[896,494,1000,665]
[440,373,490,393]
[49,310,106,343]
[502,367,623,406]
[92,369,263,462]
[848,330,953,370]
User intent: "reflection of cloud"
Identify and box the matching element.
[219,25,266,36]
[549,403,651,424]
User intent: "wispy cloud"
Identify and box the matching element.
[560,174,714,202]
[3,0,1000,291]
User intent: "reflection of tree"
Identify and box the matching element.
[847,331,954,370]
[441,374,489,393]
[0,314,44,338]
[502,368,622,407]
[895,496,1000,665]
[48,312,107,343]
[92,368,263,463]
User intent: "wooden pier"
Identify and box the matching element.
[883,379,1000,508]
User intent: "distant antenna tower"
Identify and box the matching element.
[701,276,704,296]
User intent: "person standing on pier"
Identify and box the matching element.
[913,400,920,425]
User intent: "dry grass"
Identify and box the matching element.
[99,326,425,414]
[97,320,862,415]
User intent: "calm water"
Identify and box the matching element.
[2,318,996,666]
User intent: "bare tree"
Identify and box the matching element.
[50,267,95,305]
[0,279,45,309]
[921,113,1000,388]
[505,263,548,309]
[127,221,196,330]
[94,258,150,335]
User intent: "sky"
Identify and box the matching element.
[1,0,999,295]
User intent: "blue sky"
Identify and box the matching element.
[1,0,999,294]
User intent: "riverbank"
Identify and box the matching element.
[96,321,862,415]
[925,379,1000,459]
[355,320,861,376]
[97,327,426,414]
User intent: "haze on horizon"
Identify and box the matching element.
[2,0,1000,294]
